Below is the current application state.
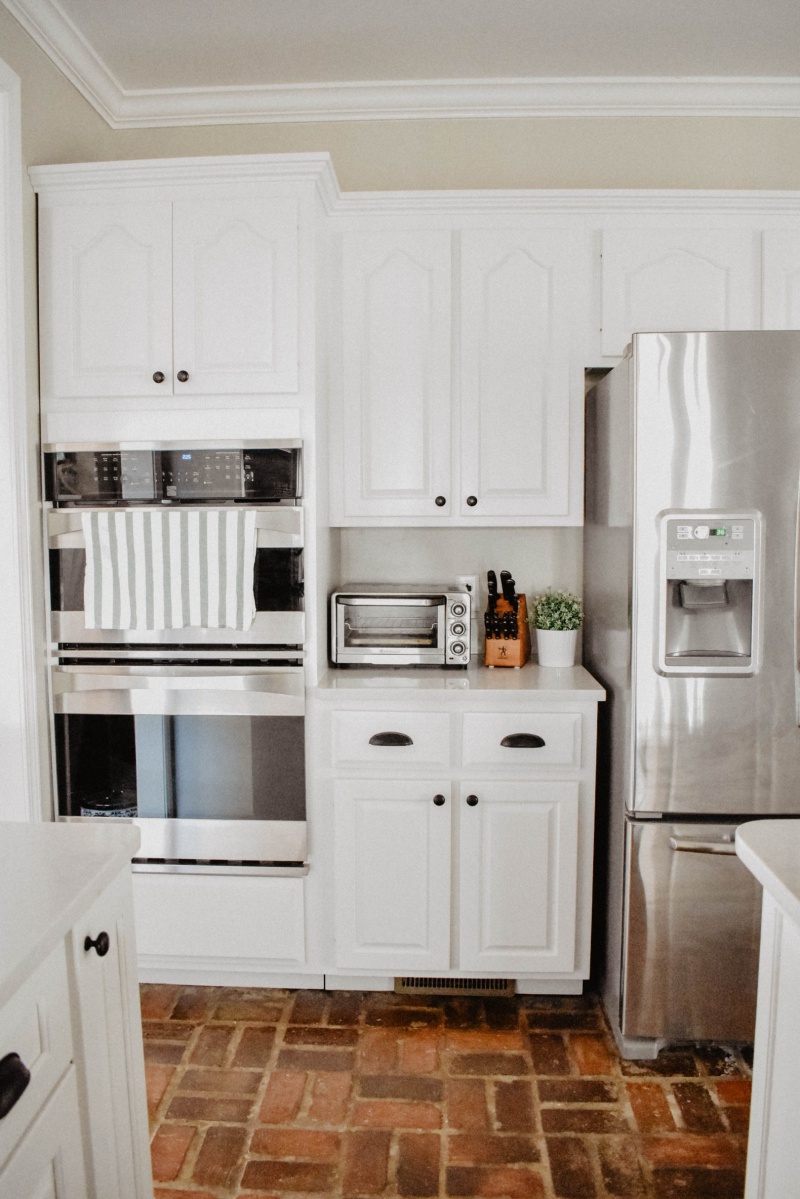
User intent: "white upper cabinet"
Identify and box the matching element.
[38,191,299,400]
[600,228,760,358]
[41,202,173,399]
[459,229,577,519]
[763,231,800,328]
[340,230,452,519]
[334,224,584,525]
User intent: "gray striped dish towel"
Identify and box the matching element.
[81,509,258,630]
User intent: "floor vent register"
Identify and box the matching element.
[394,977,516,997]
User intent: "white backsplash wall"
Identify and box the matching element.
[338,527,583,611]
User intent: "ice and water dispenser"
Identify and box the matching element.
[657,513,760,675]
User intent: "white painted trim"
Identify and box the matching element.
[4,0,800,125]
[0,55,42,821]
[137,960,325,988]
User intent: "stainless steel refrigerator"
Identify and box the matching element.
[584,331,800,1059]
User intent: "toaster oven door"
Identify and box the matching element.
[334,596,446,664]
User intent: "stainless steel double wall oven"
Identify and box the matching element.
[45,441,307,873]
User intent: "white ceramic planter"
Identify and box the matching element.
[536,628,578,668]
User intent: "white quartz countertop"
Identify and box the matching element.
[314,662,605,700]
[1,821,140,1008]
[736,820,800,930]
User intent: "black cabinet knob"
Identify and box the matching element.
[433,794,446,806]
[466,794,479,807]
[152,371,165,383]
[435,496,447,507]
[369,732,413,746]
[466,495,478,507]
[177,370,189,382]
[84,931,110,957]
[0,1053,31,1119]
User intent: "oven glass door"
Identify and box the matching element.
[48,543,304,646]
[53,664,306,864]
[336,597,445,660]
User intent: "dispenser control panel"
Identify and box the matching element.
[664,515,757,580]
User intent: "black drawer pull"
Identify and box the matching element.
[466,794,479,807]
[369,732,413,747]
[0,1053,31,1119]
[433,794,446,806]
[501,733,546,749]
[84,931,110,957]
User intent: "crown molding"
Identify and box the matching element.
[6,0,800,126]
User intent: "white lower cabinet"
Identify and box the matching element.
[0,1068,87,1199]
[333,779,452,971]
[320,680,603,985]
[458,782,579,974]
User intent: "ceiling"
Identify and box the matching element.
[4,0,800,126]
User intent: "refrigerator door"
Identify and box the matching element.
[621,819,762,1043]
[632,331,800,815]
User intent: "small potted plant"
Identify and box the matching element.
[529,589,583,668]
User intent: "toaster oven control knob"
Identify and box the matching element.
[152,371,165,383]
[451,621,466,636]
[433,794,446,806]
[435,495,447,507]
[451,602,467,617]
[451,642,466,657]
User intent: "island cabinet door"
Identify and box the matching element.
[333,778,452,971]
[0,1068,86,1198]
[68,872,153,1199]
[458,781,580,974]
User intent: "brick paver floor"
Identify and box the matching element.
[141,985,752,1198]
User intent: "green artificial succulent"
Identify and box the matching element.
[528,589,584,631]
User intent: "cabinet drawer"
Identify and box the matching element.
[0,943,73,1169]
[331,710,451,768]
[462,713,581,768]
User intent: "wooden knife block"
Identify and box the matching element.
[484,594,531,668]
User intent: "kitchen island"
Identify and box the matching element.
[736,819,800,1199]
[0,821,152,1198]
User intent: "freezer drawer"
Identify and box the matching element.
[622,819,762,1043]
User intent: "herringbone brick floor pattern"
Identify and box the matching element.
[141,985,752,1199]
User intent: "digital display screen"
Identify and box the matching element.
[181,453,192,460]
[711,527,727,537]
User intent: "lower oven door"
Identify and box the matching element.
[52,665,306,867]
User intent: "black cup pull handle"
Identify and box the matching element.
[369,732,414,747]
[501,733,546,749]
[0,1053,31,1119]
[84,931,111,957]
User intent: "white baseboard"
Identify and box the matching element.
[138,956,324,989]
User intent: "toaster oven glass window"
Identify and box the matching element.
[338,600,443,650]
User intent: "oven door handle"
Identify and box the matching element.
[51,666,305,717]
[336,596,445,607]
[47,507,303,549]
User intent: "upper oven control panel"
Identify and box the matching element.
[44,443,301,506]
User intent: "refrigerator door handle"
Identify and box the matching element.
[668,835,737,855]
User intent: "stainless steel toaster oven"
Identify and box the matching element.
[331,585,470,667]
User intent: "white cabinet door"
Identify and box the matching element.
[173,197,298,394]
[459,229,577,518]
[333,778,451,970]
[39,202,173,399]
[0,1069,87,1199]
[458,781,579,973]
[340,231,452,519]
[763,231,800,328]
[601,228,759,357]
[68,872,153,1199]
